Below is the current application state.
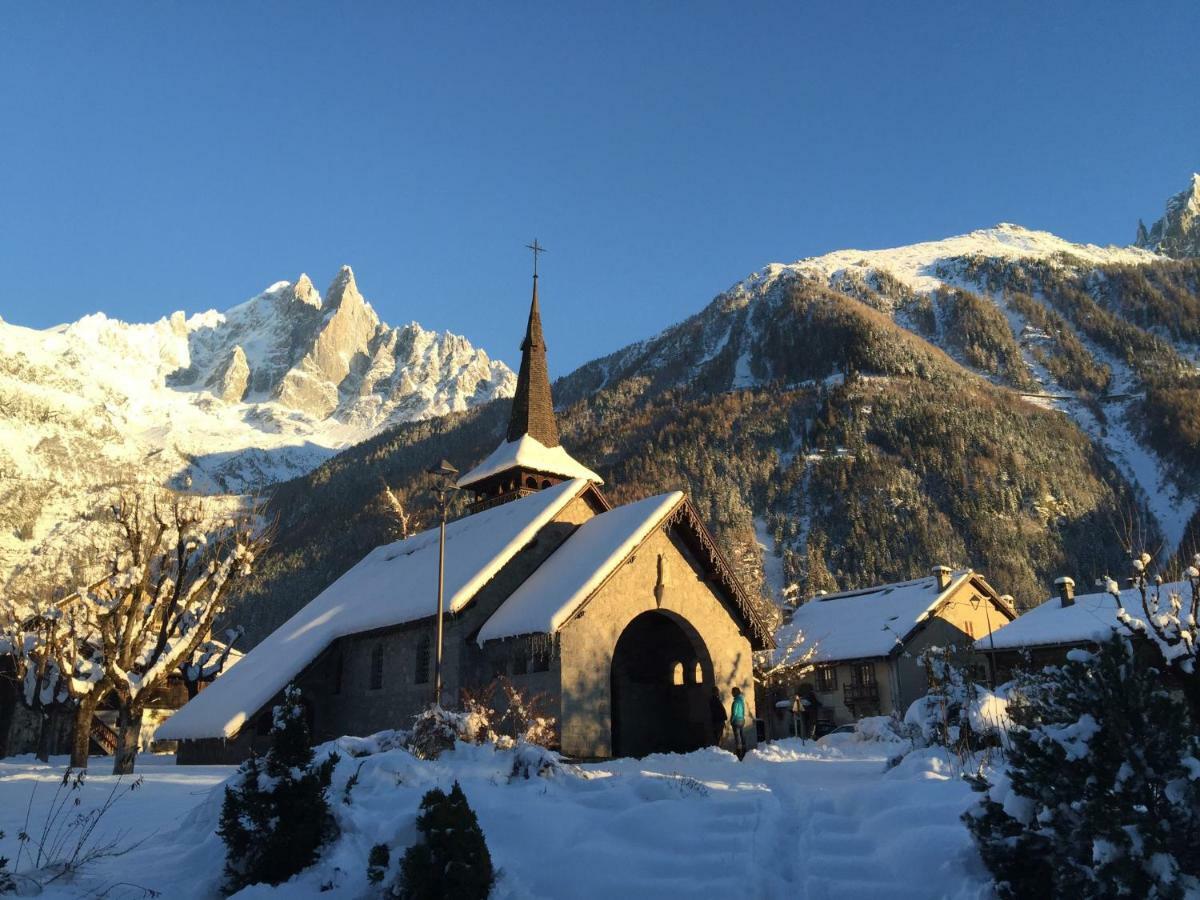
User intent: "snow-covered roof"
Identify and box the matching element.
[976,581,1191,651]
[157,479,589,740]
[456,434,602,489]
[771,571,977,667]
[477,490,684,644]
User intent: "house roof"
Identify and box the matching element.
[770,570,1002,667]
[976,580,1192,652]
[156,478,590,741]
[456,434,603,490]
[476,490,685,643]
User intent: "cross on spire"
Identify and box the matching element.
[525,239,546,278]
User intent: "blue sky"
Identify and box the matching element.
[1,3,1197,374]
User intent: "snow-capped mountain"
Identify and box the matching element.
[560,222,1198,555]
[1136,173,1200,258]
[0,267,514,587]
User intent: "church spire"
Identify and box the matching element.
[506,242,560,447]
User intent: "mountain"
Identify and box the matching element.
[0,267,514,588]
[1136,173,1200,258]
[229,219,1200,647]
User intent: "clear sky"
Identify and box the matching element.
[1,3,1197,375]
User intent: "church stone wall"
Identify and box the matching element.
[558,525,756,758]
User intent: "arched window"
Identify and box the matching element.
[672,662,685,685]
[525,476,537,488]
[693,661,703,684]
[415,635,431,685]
[540,479,552,489]
[369,644,384,691]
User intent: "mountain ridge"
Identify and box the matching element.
[0,268,515,589]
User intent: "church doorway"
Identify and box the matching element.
[610,611,715,758]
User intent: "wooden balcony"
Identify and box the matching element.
[843,682,879,706]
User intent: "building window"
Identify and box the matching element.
[816,666,837,693]
[693,662,703,684]
[964,620,976,639]
[530,645,550,672]
[512,649,528,676]
[672,662,685,685]
[333,653,344,695]
[369,644,384,691]
[415,635,431,685]
[853,663,875,686]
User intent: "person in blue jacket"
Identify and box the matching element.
[730,686,751,759]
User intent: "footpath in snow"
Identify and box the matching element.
[0,738,992,899]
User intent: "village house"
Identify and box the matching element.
[157,269,774,762]
[975,576,1191,684]
[762,567,1014,737]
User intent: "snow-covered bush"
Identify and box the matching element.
[905,644,1002,763]
[218,685,339,893]
[397,782,493,900]
[964,635,1200,898]
[407,678,559,760]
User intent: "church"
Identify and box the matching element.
[158,265,774,761]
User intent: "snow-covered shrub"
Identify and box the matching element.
[508,741,563,780]
[407,705,486,760]
[407,679,559,759]
[855,714,907,743]
[906,645,996,761]
[397,782,493,900]
[367,843,389,886]
[218,685,340,893]
[964,635,1200,898]
[0,834,13,895]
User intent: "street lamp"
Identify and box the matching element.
[427,459,459,707]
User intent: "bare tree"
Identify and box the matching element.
[379,480,419,540]
[1109,548,1200,720]
[75,492,269,774]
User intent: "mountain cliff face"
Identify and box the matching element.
[1136,173,1200,259]
[229,220,1200,646]
[0,268,514,589]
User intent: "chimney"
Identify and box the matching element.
[932,565,952,592]
[1054,576,1075,607]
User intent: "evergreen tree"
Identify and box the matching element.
[965,635,1200,899]
[218,685,339,893]
[398,782,493,900]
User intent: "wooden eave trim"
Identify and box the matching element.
[666,496,776,650]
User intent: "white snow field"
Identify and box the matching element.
[0,738,992,899]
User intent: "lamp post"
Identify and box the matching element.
[427,459,459,708]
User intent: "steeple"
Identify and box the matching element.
[455,241,603,511]
[506,274,560,447]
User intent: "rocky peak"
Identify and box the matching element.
[324,265,361,310]
[1135,173,1200,258]
[290,274,321,308]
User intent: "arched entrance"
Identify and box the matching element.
[610,611,715,758]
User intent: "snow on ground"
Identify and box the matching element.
[0,739,992,899]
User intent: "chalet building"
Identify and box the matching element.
[976,576,1190,684]
[763,567,1014,737]
[158,270,773,762]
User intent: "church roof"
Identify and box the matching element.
[156,478,591,741]
[456,433,603,489]
[476,490,685,643]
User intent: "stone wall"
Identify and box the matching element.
[557,525,757,758]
